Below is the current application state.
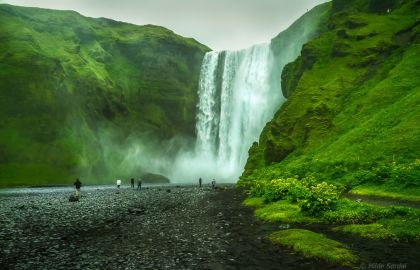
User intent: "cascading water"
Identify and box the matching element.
[193,43,284,181]
[195,52,220,157]
[114,8,325,183]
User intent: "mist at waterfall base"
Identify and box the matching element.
[97,8,324,183]
[94,44,282,184]
[173,43,284,182]
[134,44,284,183]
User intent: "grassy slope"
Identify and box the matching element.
[241,0,420,197]
[0,4,209,186]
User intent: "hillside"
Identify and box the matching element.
[241,0,420,197]
[0,4,209,186]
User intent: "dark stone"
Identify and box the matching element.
[69,195,79,202]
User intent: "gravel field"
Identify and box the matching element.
[1,185,417,270]
[0,185,336,270]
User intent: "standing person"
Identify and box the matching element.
[130,178,135,189]
[137,178,142,190]
[211,179,216,190]
[116,179,122,193]
[74,178,82,198]
[199,177,202,188]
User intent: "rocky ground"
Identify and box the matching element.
[0,185,418,270]
[0,185,339,270]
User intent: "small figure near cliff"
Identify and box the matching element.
[211,179,216,190]
[116,179,122,193]
[130,178,135,189]
[199,177,202,188]
[137,178,142,190]
[74,178,82,198]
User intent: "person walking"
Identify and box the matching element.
[199,177,202,188]
[137,178,142,190]
[211,179,216,190]
[74,178,82,198]
[130,178,135,189]
[116,179,122,193]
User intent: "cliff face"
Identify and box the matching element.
[242,0,420,187]
[0,4,209,185]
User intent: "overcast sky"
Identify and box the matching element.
[1,0,329,50]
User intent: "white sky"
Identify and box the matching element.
[0,0,329,51]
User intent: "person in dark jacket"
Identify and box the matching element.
[74,178,82,198]
[130,178,135,189]
[137,178,142,190]
[199,177,202,188]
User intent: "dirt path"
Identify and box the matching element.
[344,193,420,209]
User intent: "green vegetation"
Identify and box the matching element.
[240,0,420,248]
[243,197,265,208]
[242,0,419,203]
[333,224,394,240]
[241,173,420,240]
[255,200,318,224]
[269,229,358,267]
[333,213,420,240]
[242,176,341,215]
[245,190,420,240]
[350,184,420,202]
[0,4,209,186]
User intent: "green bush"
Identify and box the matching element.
[299,182,340,215]
[263,178,299,202]
[287,180,310,202]
[321,199,392,224]
[390,161,420,187]
[248,181,268,197]
[246,176,342,215]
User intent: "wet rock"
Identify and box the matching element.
[68,195,79,202]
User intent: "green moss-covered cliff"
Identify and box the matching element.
[0,4,209,186]
[242,0,420,191]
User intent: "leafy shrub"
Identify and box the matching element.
[248,181,268,197]
[321,199,392,224]
[390,161,420,187]
[287,180,310,202]
[299,182,340,215]
[287,175,317,202]
[263,178,299,202]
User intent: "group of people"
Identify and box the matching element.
[198,177,217,189]
[72,177,143,197]
[116,178,143,192]
[73,177,218,198]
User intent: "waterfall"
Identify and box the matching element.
[194,43,284,181]
[128,8,325,183]
[195,52,220,156]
